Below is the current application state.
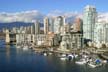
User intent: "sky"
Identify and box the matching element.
[0,0,107,13]
[0,0,107,23]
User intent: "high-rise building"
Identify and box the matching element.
[83,5,97,42]
[44,17,49,34]
[30,25,33,34]
[94,22,108,46]
[34,20,40,34]
[49,17,54,33]
[54,16,65,34]
[31,20,40,34]
[73,18,83,32]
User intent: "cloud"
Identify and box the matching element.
[0,10,82,23]
[0,10,44,23]
[98,12,108,23]
[1,10,108,24]
[47,10,82,18]
[47,10,82,23]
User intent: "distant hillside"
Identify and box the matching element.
[0,22,43,30]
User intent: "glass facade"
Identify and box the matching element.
[83,5,97,41]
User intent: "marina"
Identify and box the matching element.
[0,40,108,72]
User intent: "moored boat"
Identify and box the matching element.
[60,54,67,61]
[23,45,29,50]
[88,62,102,68]
[88,59,102,68]
[75,58,88,65]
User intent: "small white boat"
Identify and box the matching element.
[75,59,87,65]
[23,45,28,50]
[60,57,67,60]
[68,54,74,60]
[68,54,74,58]
[88,62,102,68]
[49,52,52,55]
[102,60,107,64]
[43,53,47,56]
[88,62,96,68]
[60,54,67,61]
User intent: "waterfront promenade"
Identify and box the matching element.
[31,46,107,54]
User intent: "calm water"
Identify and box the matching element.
[0,40,108,72]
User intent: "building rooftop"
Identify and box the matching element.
[85,5,95,9]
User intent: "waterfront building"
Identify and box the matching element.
[34,34,47,46]
[59,35,68,51]
[44,17,49,34]
[69,32,83,49]
[83,5,97,43]
[54,16,65,34]
[5,29,16,44]
[40,32,55,46]
[16,34,24,43]
[5,29,10,44]
[16,34,33,44]
[59,32,83,50]
[94,22,108,48]
[53,34,60,46]
[47,32,55,46]
[32,33,58,47]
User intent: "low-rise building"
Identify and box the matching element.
[60,32,83,51]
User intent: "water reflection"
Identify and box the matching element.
[5,45,10,62]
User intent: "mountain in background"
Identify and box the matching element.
[0,22,43,30]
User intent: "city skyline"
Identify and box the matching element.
[1,1,108,72]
